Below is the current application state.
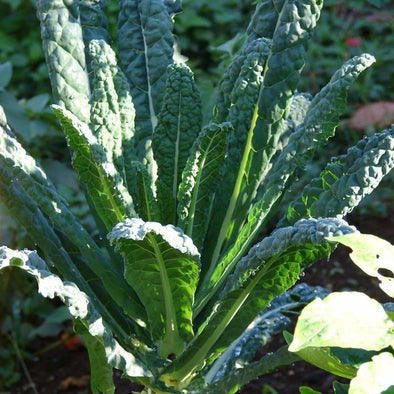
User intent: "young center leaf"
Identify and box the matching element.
[153,63,202,220]
[177,122,231,251]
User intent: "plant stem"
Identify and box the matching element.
[9,333,38,394]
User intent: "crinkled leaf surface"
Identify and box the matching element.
[328,233,394,298]
[177,122,231,251]
[52,105,136,231]
[38,0,91,122]
[108,218,200,356]
[153,63,202,208]
[118,0,174,162]
[204,284,329,385]
[87,38,135,186]
[204,0,323,285]
[207,54,376,295]
[286,125,394,224]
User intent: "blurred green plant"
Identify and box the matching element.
[0,0,50,97]
[299,0,394,103]
[0,269,71,388]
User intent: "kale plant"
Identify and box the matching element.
[0,1,393,392]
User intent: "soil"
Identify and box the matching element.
[5,211,393,394]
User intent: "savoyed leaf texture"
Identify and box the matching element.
[201,54,377,304]
[247,54,376,232]
[52,105,136,231]
[79,0,110,58]
[204,284,329,385]
[153,63,202,213]
[197,346,300,394]
[108,219,200,356]
[0,115,146,324]
[246,0,285,42]
[286,125,394,223]
[37,0,91,122]
[205,38,271,267]
[88,39,129,183]
[212,0,288,122]
[168,218,356,382]
[118,0,174,164]
[205,0,323,275]
[177,122,231,251]
[0,247,152,378]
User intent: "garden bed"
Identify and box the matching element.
[8,211,393,394]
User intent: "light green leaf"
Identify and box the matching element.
[0,247,152,378]
[285,332,360,379]
[52,105,136,231]
[74,319,115,394]
[37,0,91,122]
[349,353,394,394]
[289,292,394,352]
[108,218,200,356]
[177,122,231,251]
[299,387,322,394]
[133,161,161,222]
[327,233,394,298]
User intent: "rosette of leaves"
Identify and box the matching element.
[0,1,393,393]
